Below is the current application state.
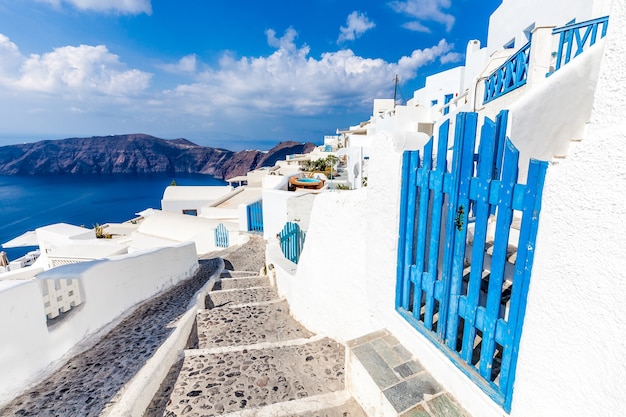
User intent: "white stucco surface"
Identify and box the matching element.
[508,39,604,181]
[511,1,626,415]
[0,243,198,403]
[269,187,371,341]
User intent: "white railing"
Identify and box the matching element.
[49,257,86,268]
[40,278,83,319]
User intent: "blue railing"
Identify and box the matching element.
[483,16,609,104]
[214,223,229,248]
[552,16,609,73]
[483,42,531,104]
[246,200,263,232]
[278,222,306,264]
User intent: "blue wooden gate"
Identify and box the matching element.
[246,200,264,232]
[396,111,547,411]
[214,223,229,248]
[278,222,306,264]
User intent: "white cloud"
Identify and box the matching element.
[36,0,152,15]
[0,34,152,97]
[397,39,455,73]
[161,54,198,74]
[0,34,22,79]
[440,51,463,64]
[0,28,459,141]
[337,11,376,43]
[168,29,454,118]
[390,0,455,32]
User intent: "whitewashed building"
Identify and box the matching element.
[267,1,623,416]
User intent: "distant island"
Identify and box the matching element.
[0,134,316,179]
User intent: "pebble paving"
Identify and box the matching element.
[197,300,314,349]
[164,339,346,416]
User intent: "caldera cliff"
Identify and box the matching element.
[0,134,316,179]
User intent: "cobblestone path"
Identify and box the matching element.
[147,268,366,417]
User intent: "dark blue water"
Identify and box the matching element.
[0,173,226,261]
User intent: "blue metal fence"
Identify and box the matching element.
[396,111,547,411]
[552,16,609,73]
[278,222,306,264]
[483,16,609,104]
[246,200,264,232]
[214,223,229,248]
[483,42,530,104]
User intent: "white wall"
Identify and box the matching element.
[269,187,371,340]
[507,39,604,182]
[510,1,626,415]
[262,189,292,240]
[135,211,217,254]
[0,243,198,404]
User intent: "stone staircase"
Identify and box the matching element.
[160,269,366,417]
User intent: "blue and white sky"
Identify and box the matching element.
[0,0,501,150]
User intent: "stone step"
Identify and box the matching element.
[213,391,366,417]
[196,299,314,349]
[220,270,262,278]
[215,275,271,291]
[347,329,471,417]
[207,286,279,308]
[163,337,350,416]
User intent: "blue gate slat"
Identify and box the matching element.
[424,121,450,331]
[402,151,420,310]
[395,151,413,308]
[413,140,433,322]
[499,159,547,409]
[478,138,519,380]
[461,117,497,363]
[439,113,473,343]
[445,112,478,352]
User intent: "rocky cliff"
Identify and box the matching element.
[0,134,316,179]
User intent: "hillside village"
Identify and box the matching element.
[1,0,625,416]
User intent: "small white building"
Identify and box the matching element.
[161,185,232,216]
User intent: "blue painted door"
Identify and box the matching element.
[246,200,264,232]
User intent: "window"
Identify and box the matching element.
[443,93,454,115]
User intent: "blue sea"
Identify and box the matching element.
[0,173,226,261]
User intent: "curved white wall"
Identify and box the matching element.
[0,243,198,403]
